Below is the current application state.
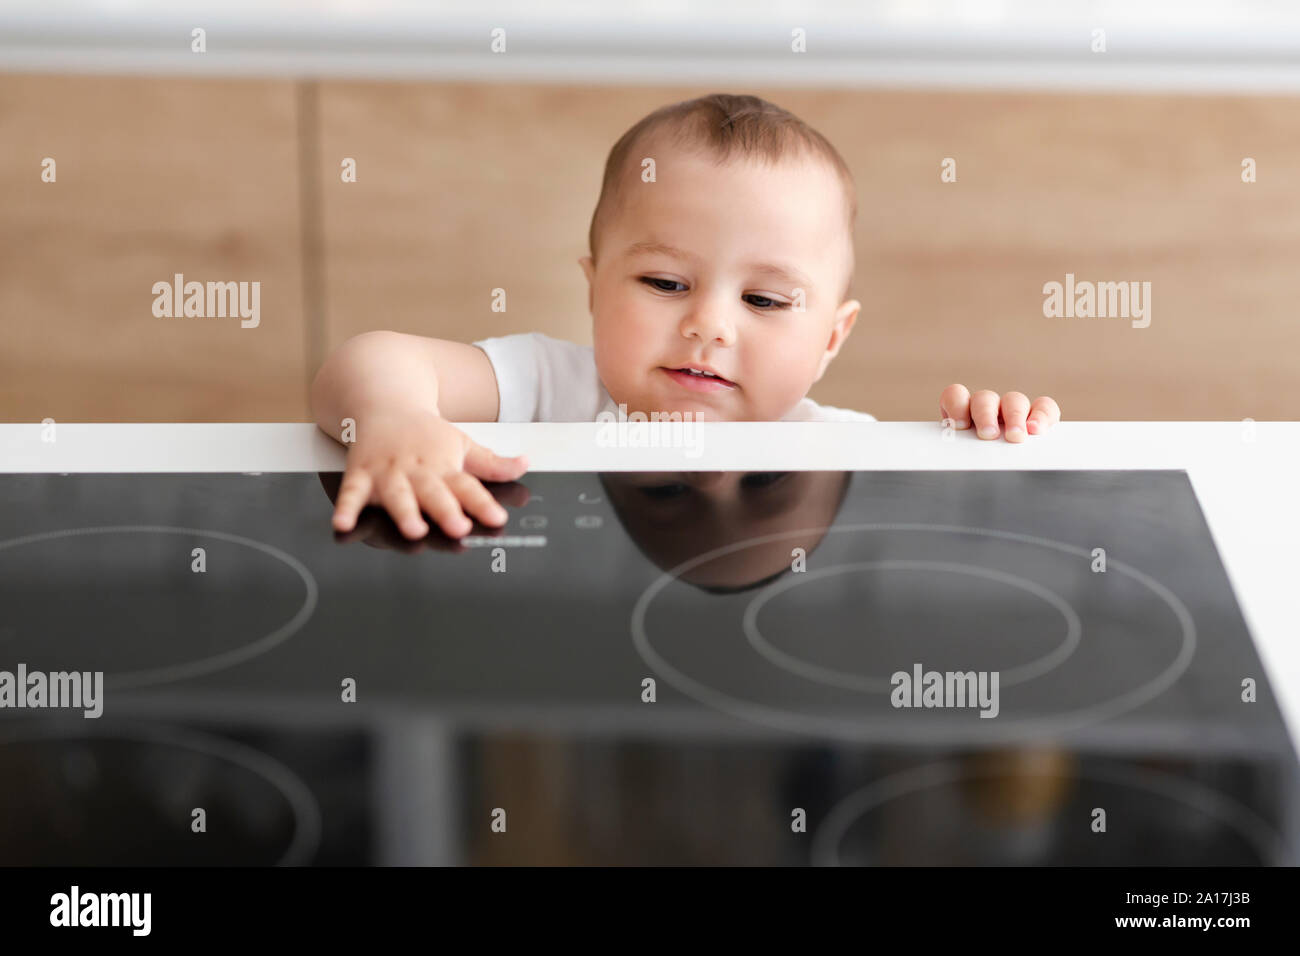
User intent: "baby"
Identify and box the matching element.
[312,93,1061,540]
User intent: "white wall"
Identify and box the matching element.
[3,0,1300,91]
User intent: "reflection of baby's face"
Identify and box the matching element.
[582,141,858,422]
[601,471,850,589]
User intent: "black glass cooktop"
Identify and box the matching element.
[0,470,1295,866]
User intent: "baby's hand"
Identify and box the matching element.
[939,385,1061,443]
[331,407,529,539]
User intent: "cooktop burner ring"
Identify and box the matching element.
[810,758,1283,866]
[743,559,1083,693]
[0,525,319,691]
[0,720,323,866]
[632,522,1196,741]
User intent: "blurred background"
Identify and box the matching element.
[2,0,1298,422]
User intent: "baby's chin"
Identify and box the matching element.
[608,369,809,422]
[628,390,739,422]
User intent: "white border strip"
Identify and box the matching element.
[0,421,1290,473]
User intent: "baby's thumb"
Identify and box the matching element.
[464,441,529,481]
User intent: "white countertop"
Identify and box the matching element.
[2,420,1297,749]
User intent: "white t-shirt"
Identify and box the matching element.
[472,332,876,423]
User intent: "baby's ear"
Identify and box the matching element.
[815,299,860,381]
[836,297,862,335]
[579,256,596,313]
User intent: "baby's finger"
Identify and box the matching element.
[411,473,473,539]
[464,442,529,483]
[356,505,426,551]
[939,384,972,430]
[333,505,384,545]
[1000,391,1031,443]
[970,389,1002,439]
[376,471,429,540]
[1027,396,1061,435]
[446,471,510,527]
[333,470,374,533]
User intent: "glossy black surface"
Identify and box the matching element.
[0,470,1295,865]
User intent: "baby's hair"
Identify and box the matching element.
[691,470,854,595]
[588,92,857,276]
[598,470,855,597]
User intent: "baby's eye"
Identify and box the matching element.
[640,277,686,294]
[740,471,790,489]
[744,293,791,310]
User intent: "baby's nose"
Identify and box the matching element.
[681,304,736,346]
[686,471,728,489]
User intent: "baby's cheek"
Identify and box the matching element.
[755,349,819,411]
[598,309,651,361]
[594,338,647,408]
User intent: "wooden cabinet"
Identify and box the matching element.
[0,75,307,422]
[2,77,1297,422]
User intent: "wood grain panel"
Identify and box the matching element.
[0,75,307,422]
[3,79,1296,423]
[318,83,1300,421]
[316,82,653,351]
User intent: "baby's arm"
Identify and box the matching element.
[310,331,528,539]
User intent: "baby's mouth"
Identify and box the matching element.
[660,366,737,391]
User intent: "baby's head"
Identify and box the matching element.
[581,94,860,422]
[598,470,853,592]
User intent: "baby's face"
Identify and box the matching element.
[599,470,850,588]
[581,144,860,421]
